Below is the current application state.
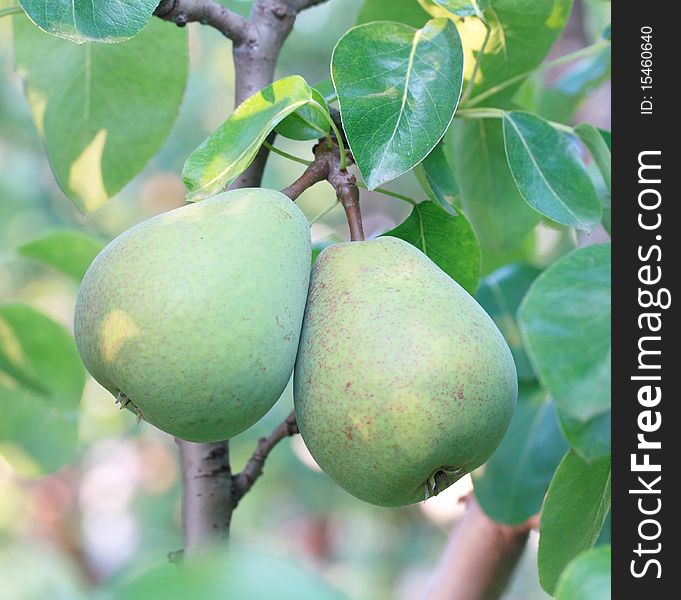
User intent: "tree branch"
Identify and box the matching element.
[167,0,333,551]
[232,411,299,504]
[154,0,251,44]
[176,439,235,553]
[425,498,538,600]
[281,140,364,241]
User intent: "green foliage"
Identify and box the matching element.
[13,16,188,212]
[0,304,85,474]
[538,450,611,594]
[575,123,612,233]
[19,0,159,43]
[519,244,611,459]
[18,229,105,280]
[101,546,347,600]
[475,263,541,381]
[356,0,429,28]
[473,383,568,525]
[432,0,491,17]
[413,141,459,216]
[503,111,601,231]
[183,76,321,200]
[1,0,611,592]
[275,88,331,141]
[385,201,480,294]
[332,18,464,189]
[555,546,611,600]
[532,47,611,123]
[449,118,540,252]
[463,0,573,106]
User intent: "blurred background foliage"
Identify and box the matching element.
[0,0,609,598]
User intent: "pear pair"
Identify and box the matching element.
[75,188,516,506]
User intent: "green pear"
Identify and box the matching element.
[75,188,311,442]
[293,237,517,507]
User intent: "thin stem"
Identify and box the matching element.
[263,141,313,166]
[459,1,491,106]
[232,411,299,503]
[465,40,611,107]
[308,199,340,225]
[0,5,22,18]
[356,182,417,206]
[455,108,575,134]
[312,101,348,170]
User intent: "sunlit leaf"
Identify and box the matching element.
[19,0,158,43]
[13,16,188,212]
[332,18,464,189]
[462,0,572,106]
[432,0,490,17]
[183,76,314,200]
[275,88,330,141]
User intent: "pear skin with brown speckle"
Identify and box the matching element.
[293,237,517,506]
[75,188,311,442]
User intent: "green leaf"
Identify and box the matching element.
[13,16,188,213]
[432,0,490,17]
[414,142,458,216]
[503,111,602,231]
[103,546,346,600]
[538,450,611,594]
[473,383,568,524]
[575,123,611,192]
[332,18,464,189]
[19,0,158,44]
[312,79,337,102]
[275,88,330,141]
[601,22,611,41]
[518,244,611,460]
[575,124,611,233]
[183,76,314,200]
[0,304,85,474]
[449,117,540,252]
[475,263,541,380]
[555,546,611,600]
[533,47,611,123]
[356,0,429,27]
[384,201,480,294]
[463,0,572,105]
[18,229,105,281]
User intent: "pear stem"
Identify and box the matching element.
[281,139,365,241]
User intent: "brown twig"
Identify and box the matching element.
[232,411,299,504]
[424,498,538,600]
[154,0,251,43]
[281,140,365,241]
